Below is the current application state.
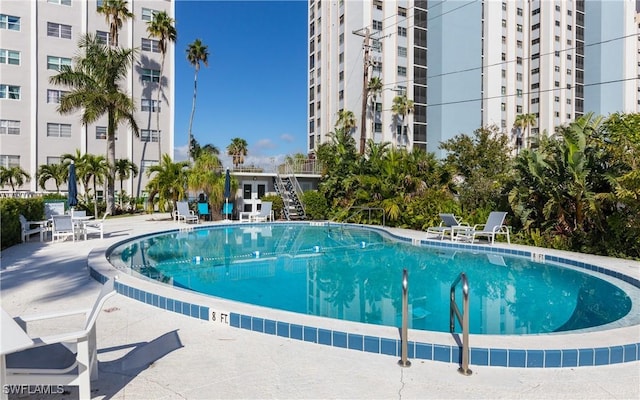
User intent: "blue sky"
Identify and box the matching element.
[173,0,308,168]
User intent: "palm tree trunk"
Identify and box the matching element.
[187,68,199,162]
[93,176,98,218]
[106,107,116,215]
[156,53,165,158]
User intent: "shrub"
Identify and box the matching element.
[301,191,328,220]
[1,197,45,249]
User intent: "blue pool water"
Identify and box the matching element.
[108,224,632,335]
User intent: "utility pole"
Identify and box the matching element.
[354,27,371,155]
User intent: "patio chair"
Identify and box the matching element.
[5,278,116,400]
[84,212,109,240]
[222,203,234,220]
[426,213,468,240]
[51,215,76,242]
[19,214,46,243]
[456,211,510,245]
[45,202,65,219]
[251,202,273,222]
[176,201,198,224]
[197,202,210,221]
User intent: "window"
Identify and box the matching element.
[47,123,71,137]
[555,112,560,117]
[338,90,344,100]
[516,89,522,97]
[501,119,507,128]
[501,53,506,61]
[96,126,107,139]
[555,20,560,27]
[531,53,539,60]
[0,49,19,65]
[501,36,506,44]
[141,68,160,83]
[517,8,522,16]
[141,38,160,52]
[516,72,522,81]
[47,89,68,103]
[373,20,383,30]
[398,46,407,57]
[516,57,522,65]
[142,99,161,112]
[48,0,71,5]
[517,40,522,48]
[567,98,572,105]
[47,56,71,71]
[567,54,572,60]
[555,96,560,102]
[532,23,540,30]
[398,26,407,37]
[96,30,110,44]
[567,69,572,75]
[374,122,382,132]
[141,8,158,21]
[501,19,506,28]
[555,81,560,87]
[501,69,506,78]
[338,52,344,63]
[47,22,72,39]
[398,7,406,17]
[531,97,539,104]
[0,119,20,135]
[141,129,159,142]
[502,2,506,11]
[501,86,506,95]
[516,105,523,113]
[501,103,506,111]
[373,0,382,10]
[555,35,560,42]
[140,160,158,170]
[339,33,344,44]
[397,66,406,76]
[47,156,61,165]
[532,8,540,16]
[339,71,344,81]
[0,84,20,100]
[532,38,540,45]
[568,10,573,16]
[0,14,20,31]
[531,83,539,89]
[567,113,571,119]
[0,155,20,168]
[555,5,561,11]
[532,68,539,74]
[555,66,560,72]
[516,24,522,32]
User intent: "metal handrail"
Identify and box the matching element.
[339,206,386,226]
[450,272,472,376]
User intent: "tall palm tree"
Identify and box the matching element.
[514,113,537,149]
[51,34,139,216]
[0,166,30,191]
[227,138,248,169]
[365,77,383,154]
[146,10,176,157]
[336,109,357,133]
[97,0,134,47]
[392,94,414,148]
[114,158,139,206]
[37,163,68,193]
[186,38,209,162]
[145,154,190,215]
[83,153,109,217]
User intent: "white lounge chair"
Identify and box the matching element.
[19,214,46,242]
[175,201,198,224]
[84,212,109,240]
[251,202,273,222]
[456,211,510,244]
[51,215,76,242]
[5,278,116,400]
[426,213,469,240]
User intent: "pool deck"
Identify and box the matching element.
[1,213,639,399]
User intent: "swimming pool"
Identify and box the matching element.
[107,223,634,335]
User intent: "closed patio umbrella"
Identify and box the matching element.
[223,168,231,220]
[68,161,78,209]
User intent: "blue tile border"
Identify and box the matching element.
[88,222,640,369]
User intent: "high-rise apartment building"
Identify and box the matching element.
[0,0,174,197]
[307,0,638,157]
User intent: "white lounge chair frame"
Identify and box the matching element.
[456,211,510,244]
[426,213,468,240]
[175,201,199,224]
[84,212,109,240]
[51,215,77,242]
[5,278,116,400]
[250,202,273,222]
[19,214,46,242]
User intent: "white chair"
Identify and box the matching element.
[250,202,273,222]
[175,201,198,224]
[456,211,510,245]
[5,278,116,400]
[84,212,109,240]
[45,202,66,219]
[426,213,469,240]
[19,214,46,242]
[51,215,76,242]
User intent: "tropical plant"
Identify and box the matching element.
[190,137,220,160]
[114,158,139,207]
[37,163,68,193]
[335,109,357,133]
[0,166,30,191]
[97,0,134,47]
[227,138,248,169]
[145,154,190,215]
[514,113,537,149]
[146,10,176,157]
[50,34,139,216]
[187,152,223,216]
[83,153,109,217]
[62,150,90,193]
[366,77,383,153]
[186,38,209,161]
[391,94,414,148]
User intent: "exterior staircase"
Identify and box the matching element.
[274,174,306,221]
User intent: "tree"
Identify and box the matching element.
[50,34,139,216]
[62,150,90,193]
[0,166,30,191]
[114,158,139,207]
[146,10,176,157]
[227,138,248,169]
[190,137,220,160]
[366,77,383,154]
[37,163,68,193]
[186,38,209,162]
[188,152,224,217]
[514,113,537,149]
[97,0,134,47]
[83,153,109,217]
[336,109,357,133]
[392,94,414,148]
[145,154,190,215]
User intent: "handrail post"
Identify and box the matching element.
[450,272,472,376]
[398,268,411,367]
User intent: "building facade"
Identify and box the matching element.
[0,0,175,197]
[307,0,639,157]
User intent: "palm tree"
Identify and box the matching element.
[83,153,109,217]
[514,113,537,149]
[336,109,357,133]
[186,38,209,162]
[0,166,30,191]
[190,137,221,160]
[146,10,176,157]
[145,154,190,215]
[51,34,139,216]
[37,163,68,193]
[365,77,383,154]
[392,94,414,148]
[188,152,223,216]
[97,0,134,47]
[114,158,139,207]
[62,150,90,193]
[227,138,248,169]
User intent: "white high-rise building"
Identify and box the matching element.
[0,0,175,197]
[307,0,639,157]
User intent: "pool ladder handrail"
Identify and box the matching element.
[450,272,472,376]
